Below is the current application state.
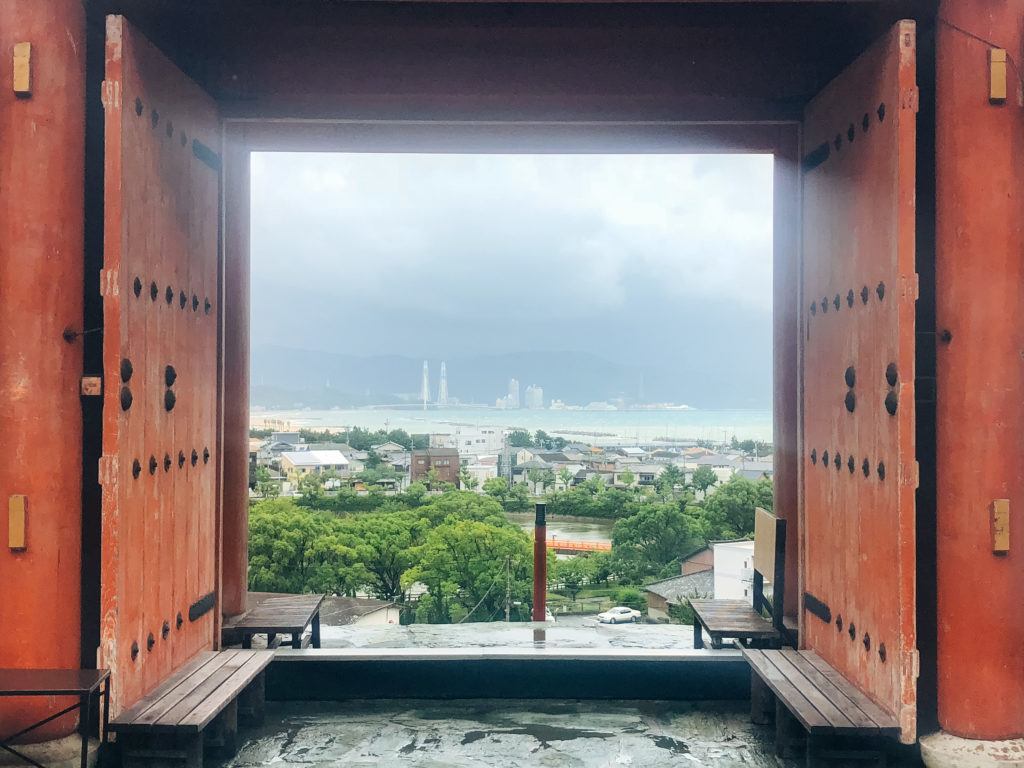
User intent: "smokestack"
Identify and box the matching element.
[532,503,547,622]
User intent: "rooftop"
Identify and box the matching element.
[280,450,350,467]
[644,571,715,603]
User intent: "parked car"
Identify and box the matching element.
[597,606,642,624]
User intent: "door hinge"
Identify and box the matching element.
[99,269,118,297]
[80,376,103,397]
[100,78,120,111]
[901,86,919,113]
[98,456,118,486]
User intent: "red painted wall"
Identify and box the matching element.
[935,0,1024,740]
[0,0,86,739]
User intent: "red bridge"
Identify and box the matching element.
[546,539,611,554]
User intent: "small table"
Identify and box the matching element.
[224,593,325,650]
[0,669,110,768]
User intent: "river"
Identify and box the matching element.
[505,512,614,545]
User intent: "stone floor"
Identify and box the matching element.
[217,700,792,767]
[320,616,696,650]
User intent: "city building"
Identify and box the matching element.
[279,450,351,482]
[411,448,460,487]
[525,384,544,409]
[508,378,520,409]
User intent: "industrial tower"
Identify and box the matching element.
[438,362,449,406]
[421,360,429,410]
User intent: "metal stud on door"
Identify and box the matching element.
[800,20,918,743]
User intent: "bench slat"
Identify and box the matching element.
[766,651,857,730]
[743,650,832,733]
[178,652,273,730]
[801,651,900,733]
[115,652,230,728]
[782,651,879,731]
[158,651,257,730]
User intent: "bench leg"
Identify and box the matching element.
[241,632,252,650]
[311,612,321,649]
[750,672,774,726]
[204,698,238,759]
[693,616,704,649]
[291,632,302,650]
[120,732,202,768]
[806,735,887,768]
[774,699,806,760]
[238,671,266,728]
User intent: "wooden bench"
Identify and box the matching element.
[222,593,325,650]
[741,647,900,766]
[689,508,787,649]
[109,650,273,768]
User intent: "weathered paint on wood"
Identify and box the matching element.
[800,20,917,743]
[100,15,220,715]
[934,0,1024,741]
[0,0,86,740]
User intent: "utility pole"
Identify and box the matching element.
[505,556,512,622]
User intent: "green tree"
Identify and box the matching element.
[508,429,534,447]
[404,519,535,623]
[411,434,430,449]
[297,472,325,500]
[696,475,773,540]
[540,469,556,494]
[459,469,480,491]
[506,482,532,512]
[248,499,366,595]
[482,477,510,505]
[255,467,279,499]
[339,510,429,600]
[656,464,685,496]
[534,430,552,449]
[617,469,635,488]
[557,467,574,491]
[587,551,615,584]
[612,502,702,580]
[424,467,442,491]
[527,468,544,495]
[555,557,590,602]
[691,466,718,496]
[613,586,647,613]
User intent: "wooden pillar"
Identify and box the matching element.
[772,127,801,625]
[0,0,86,740]
[933,0,1024,741]
[221,129,251,618]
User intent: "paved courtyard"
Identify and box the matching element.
[218,699,792,767]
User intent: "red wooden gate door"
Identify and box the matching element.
[99,15,220,714]
[800,21,918,743]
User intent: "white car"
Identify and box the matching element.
[597,606,642,624]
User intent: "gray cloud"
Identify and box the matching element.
[250,152,773,406]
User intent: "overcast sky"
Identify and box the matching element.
[250,152,773,402]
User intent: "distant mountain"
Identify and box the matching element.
[250,344,769,409]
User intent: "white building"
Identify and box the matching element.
[508,378,520,409]
[431,427,504,457]
[279,450,350,481]
[712,540,756,601]
[525,385,544,409]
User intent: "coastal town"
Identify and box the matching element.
[247,419,774,628]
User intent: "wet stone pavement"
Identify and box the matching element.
[319,616,696,650]
[216,700,794,767]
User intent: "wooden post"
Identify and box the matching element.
[532,503,547,622]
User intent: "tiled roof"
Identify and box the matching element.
[644,571,715,603]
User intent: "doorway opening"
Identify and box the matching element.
[244,145,775,646]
